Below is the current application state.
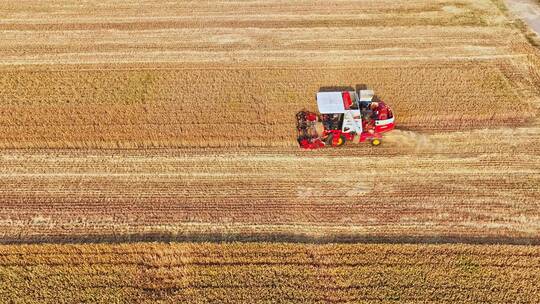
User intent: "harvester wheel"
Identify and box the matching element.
[371,138,381,146]
[335,135,346,147]
[324,134,334,146]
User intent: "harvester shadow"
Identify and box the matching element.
[318,85,370,93]
[319,85,355,92]
[355,83,368,92]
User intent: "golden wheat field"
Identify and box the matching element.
[0,242,539,303]
[0,0,540,301]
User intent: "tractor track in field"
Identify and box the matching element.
[2,232,540,246]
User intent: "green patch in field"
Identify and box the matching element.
[456,255,480,274]
[118,71,157,104]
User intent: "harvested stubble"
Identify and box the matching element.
[1,125,538,243]
[0,242,539,303]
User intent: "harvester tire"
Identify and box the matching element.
[371,138,381,146]
[324,134,334,146]
[335,135,346,147]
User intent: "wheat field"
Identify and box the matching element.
[1,0,539,301]
[0,242,539,303]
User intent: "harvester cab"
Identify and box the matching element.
[296,88,395,149]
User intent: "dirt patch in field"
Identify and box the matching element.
[506,0,540,34]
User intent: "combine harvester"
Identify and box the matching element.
[297,89,395,149]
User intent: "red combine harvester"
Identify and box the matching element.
[297,89,395,149]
